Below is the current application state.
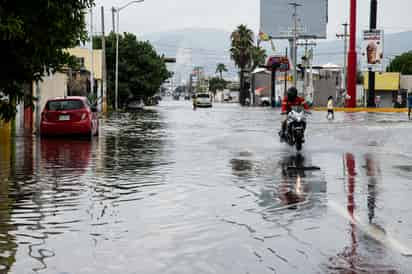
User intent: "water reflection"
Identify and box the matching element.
[103,111,167,178]
[0,184,17,274]
[230,158,254,177]
[40,138,92,176]
[278,154,307,207]
[260,154,326,220]
[328,153,398,273]
[364,154,380,224]
[0,132,17,273]
[0,109,169,273]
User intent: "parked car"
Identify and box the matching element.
[195,93,212,108]
[40,96,99,137]
[260,97,271,107]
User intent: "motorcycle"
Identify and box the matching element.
[280,106,310,151]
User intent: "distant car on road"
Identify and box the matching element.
[40,96,99,138]
[261,97,271,107]
[195,93,212,108]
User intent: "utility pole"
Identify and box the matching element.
[115,8,119,110]
[114,1,145,110]
[90,7,94,95]
[367,0,378,107]
[271,67,277,108]
[289,2,302,88]
[297,40,316,99]
[112,7,116,33]
[101,6,107,113]
[284,47,288,98]
[337,23,349,106]
[346,0,358,108]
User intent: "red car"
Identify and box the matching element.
[40,96,99,137]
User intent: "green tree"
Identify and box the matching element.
[251,46,267,71]
[230,25,254,105]
[0,0,94,121]
[215,63,228,79]
[209,77,227,94]
[387,51,412,74]
[94,33,171,107]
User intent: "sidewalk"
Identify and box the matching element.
[314,107,408,113]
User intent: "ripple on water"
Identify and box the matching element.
[0,108,172,272]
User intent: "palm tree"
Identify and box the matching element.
[216,63,228,79]
[230,24,254,105]
[251,46,267,71]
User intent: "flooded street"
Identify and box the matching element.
[1,100,412,273]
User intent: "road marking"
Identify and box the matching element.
[328,200,412,257]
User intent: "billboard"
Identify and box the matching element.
[266,56,290,72]
[361,30,384,72]
[260,0,328,39]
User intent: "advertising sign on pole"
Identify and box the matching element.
[361,29,384,71]
[266,56,290,72]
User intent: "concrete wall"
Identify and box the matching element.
[400,75,412,92]
[35,72,68,113]
[31,72,68,133]
[313,79,338,107]
[252,71,292,106]
[254,72,272,98]
[230,91,240,103]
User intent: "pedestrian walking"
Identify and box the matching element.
[192,94,197,110]
[407,91,412,120]
[327,96,335,120]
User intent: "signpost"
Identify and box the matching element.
[361,29,383,107]
[266,56,290,107]
[361,30,383,72]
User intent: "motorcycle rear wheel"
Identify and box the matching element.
[296,140,303,151]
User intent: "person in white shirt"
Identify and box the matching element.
[327,96,334,120]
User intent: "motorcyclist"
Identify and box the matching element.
[280,87,310,140]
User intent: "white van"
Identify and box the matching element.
[195,93,212,108]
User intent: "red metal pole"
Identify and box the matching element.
[346,0,357,108]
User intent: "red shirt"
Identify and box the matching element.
[281,96,310,113]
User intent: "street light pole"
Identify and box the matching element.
[115,10,119,110]
[289,2,302,88]
[337,23,349,106]
[114,0,144,111]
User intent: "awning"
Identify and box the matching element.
[255,87,268,95]
[252,67,268,74]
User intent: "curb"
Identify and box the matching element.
[313,107,408,113]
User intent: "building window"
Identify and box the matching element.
[76,57,85,68]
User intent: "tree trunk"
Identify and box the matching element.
[239,71,245,105]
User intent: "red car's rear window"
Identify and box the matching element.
[46,100,85,111]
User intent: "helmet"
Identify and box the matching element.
[287,87,298,102]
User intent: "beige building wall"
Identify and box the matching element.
[67,48,102,80]
[34,72,68,112]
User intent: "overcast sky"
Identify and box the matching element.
[94,0,412,39]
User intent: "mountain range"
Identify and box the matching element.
[142,28,412,82]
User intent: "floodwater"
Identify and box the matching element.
[1,100,412,273]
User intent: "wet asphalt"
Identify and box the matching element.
[1,100,412,273]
